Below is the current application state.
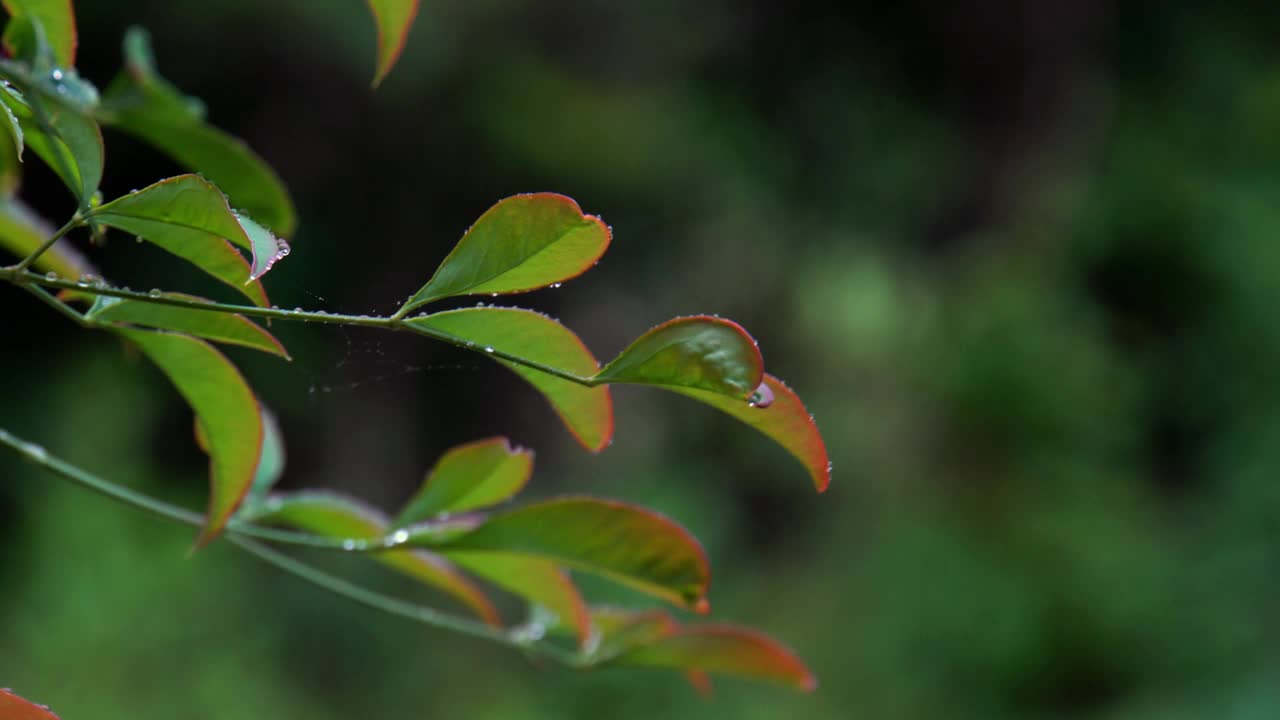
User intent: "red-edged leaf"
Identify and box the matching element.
[116,329,263,546]
[406,308,613,451]
[1,0,76,66]
[392,436,533,527]
[595,316,764,400]
[0,689,60,720]
[251,491,500,626]
[671,374,830,492]
[88,293,289,359]
[414,497,710,611]
[401,194,611,312]
[366,0,419,87]
[448,553,589,646]
[616,624,817,692]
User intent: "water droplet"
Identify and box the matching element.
[293,307,303,313]
[148,288,162,298]
[464,341,476,348]
[76,274,95,288]
[44,271,58,281]
[549,282,562,289]
[390,529,409,545]
[748,382,775,409]
[490,293,499,298]
[341,540,357,551]
[483,346,495,354]
[50,69,64,81]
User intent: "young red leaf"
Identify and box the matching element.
[595,316,764,400]
[391,437,533,527]
[400,194,611,312]
[448,553,589,646]
[88,294,289,359]
[615,624,817,692]
[0,196,94,280]
[251,491,501,627]
[415,497,710,611]
[1,0,76,67]
[406,308,613,451]
[116,329,263,546]
[366,0,419,87]
[0,689,61,720]
[99,28,297,236]
[670,374,831,492]
[86,176,276,305]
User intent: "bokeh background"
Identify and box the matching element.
[4,1,1280,717]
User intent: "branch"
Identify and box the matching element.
[0,427,587,668]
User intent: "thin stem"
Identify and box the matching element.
[18,283,90,327]
[0,427,587,668]
[17,271,600,387]
[12,217,81,273]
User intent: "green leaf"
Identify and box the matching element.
[1,0,76,67]
[243,407,285,511]
[0,688,61,720]
[0,82,23,160]
[252,491,500,626]
[116,328,263,545]
[0,195,92,279]
[413,497,710,611]
[401,194,611,313]
[670,374,831,492]
[98,28,296,236]
[614,624,817,692]
[0,64,102,204]
[391,437,533,527]
[234,211,290,281]
[448,553,589,645]
[86,175,272,306]
[407,308,613,451]
[88,293,289,358]
[595,316,764,399]
[365,0,420,87]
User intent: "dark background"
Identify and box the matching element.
[4,1,1280,717]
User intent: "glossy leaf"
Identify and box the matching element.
[98,28,296,235]
[401,194,610,312]
[88,294,289,358]
[366,0,419,87]
[0,195,92,279]
[1,0,75,66]
[407,308,613,451]
[245,407,286,509]
[415,497,710,611]
[671,374,831,492]
[251,491,500,626]
[236,211,290,281]
[595,316,764,399]
[448,553,589,645]
[86,175,272,306]
[117,328,263,545]
[615,624,817,692]
[0,689,61,720]
[0,66,102,204]
[392,437,533,527]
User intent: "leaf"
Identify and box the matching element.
[401,194,610,313]
[86,175,272,306]
[406,308,613,451]
[391,437,533,527]
[98,28,296,235]
[670,374,831,492]
[595,316,764,400]
[414,497,710,611]
[614,624,817,692]
[117,328,263,545]
[235,211,290,281]
[252,491,500,626]
[365,0,420,87]
[0,65,102,204]
[448,553,589,646]
[0,81,22,160]
[0,195,92,279]
[1,0,75,66]
[88,294,289,358]
[0,689,61,720]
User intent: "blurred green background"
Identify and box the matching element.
[5,1,1280,717]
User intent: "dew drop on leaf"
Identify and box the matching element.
[748,381,775,409]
